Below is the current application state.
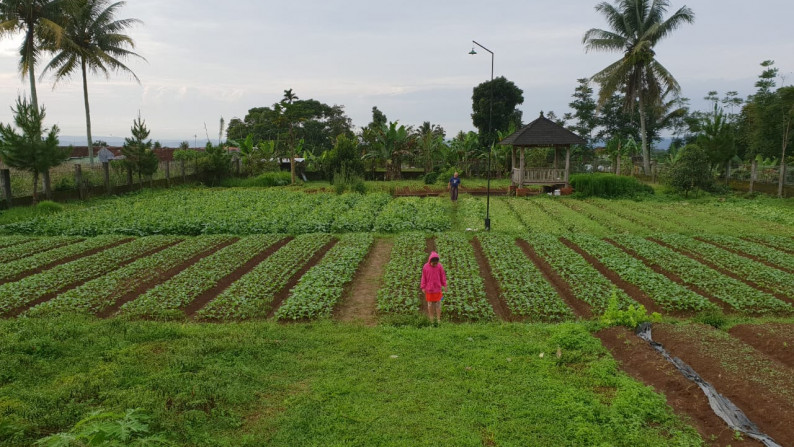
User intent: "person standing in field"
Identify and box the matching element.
[448,172,460,202]
[420,251,447,324]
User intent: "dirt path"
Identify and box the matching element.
[182,237,294,317]
[606,239,732,314]
[596,327,762,447]
[265,240,338,319]
[516,239,591,319]
[559,237,663,315]
[335,238,393,325]
[651,238,794,306]
[471,237,512,321]
[98,238,241,318]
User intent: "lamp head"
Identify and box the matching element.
[469,47,477,55]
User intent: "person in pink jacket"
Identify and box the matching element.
[420,251,447,324]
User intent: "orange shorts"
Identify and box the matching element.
[425,292,443,302]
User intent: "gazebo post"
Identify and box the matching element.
[554,147,559,170]
[519,147,526,186]
[565,146,571,188]
[511,147,516,174]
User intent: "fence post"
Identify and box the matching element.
[750,159,757,194]
[181,160,186,182]
[75,164,85,200]
[1,169,12,209]
[165,160,171,187]
[103,162,111,195]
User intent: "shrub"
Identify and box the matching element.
[666,144,714,197]
[569,174,654,198]
[599,290,661,329]
[35,201,63,214]
[220,171,291,188]
[436,167,458,185]
[423,172,439,184]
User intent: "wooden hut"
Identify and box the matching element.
[499,112,586,188]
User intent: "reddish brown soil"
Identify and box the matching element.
[335,238,393,326]
[596,327,761,447]
[743,237,794,255]
[607,239,732,314]
[559,237,663,314]
[516,238,591,318]
[0,238,133,286]
[471,237,513,321]
[7,239,178,318]
[265,239,339,319]
[696,237,794,275]
[180,237,295,317]
[98,238,241,318]
[650,238,793,306]
[728,324,794,370]
[654,323,794,446]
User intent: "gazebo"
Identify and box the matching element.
[499,112,586,188]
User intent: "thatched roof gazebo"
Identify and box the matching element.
[499,112,586,188]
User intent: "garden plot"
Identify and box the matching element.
[612,235,792,314]
[745,234,794,253]
[0,235,33,248]
[559,199,650,235]
[433,233,494,321]
[376,233,427,315]
[506,198,566,234]
[0,236,178,316]
[532,198,611,237]
[26,236,234,317]
[374,197,451,233]
[568,235,716,313]
[198,234,336,321]
[698,234,794,272]
[0,236,79,263]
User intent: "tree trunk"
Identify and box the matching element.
[750,158,757,193]
[779,120,790,198]
[725,161,731,185]
[27,24,38,110]
[81,59,94,165]
[32,171,39,205]
[639,98,651,175]
[42,170,52,200]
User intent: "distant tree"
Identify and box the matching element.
[121,113,157,185]
[415,121,445,174]
[667,143,712,196]
[325,134,364,182]
[583,0,695,174]
[0,97,68,202]
[42,0,144,165]
[696,104,735,181]
[197,142,231,186]
[365,122,414,180]
[472,76,524,149]
[567,78,598,148]
[0,0,66,110]
[596,94,640,172]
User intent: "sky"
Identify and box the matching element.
[1,0,793,146]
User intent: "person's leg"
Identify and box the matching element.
[426,299,434,320]
[435,301,442,322]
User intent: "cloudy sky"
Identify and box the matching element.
[1,0,792,145]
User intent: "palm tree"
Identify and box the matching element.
[583,0,694,174]
[0,0,66,110]
[42,0,143,165]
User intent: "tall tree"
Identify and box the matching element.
[0,96,68,202]
[42,0,143,165]
[583,0,695,174]
[121,113,157,186]
[0,0,66,110]
[471,76,524,149]
[567,78,599,148]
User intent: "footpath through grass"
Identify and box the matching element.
[0,317,701,446]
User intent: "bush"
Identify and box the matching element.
[436,167,458,185]
[220,171,292,188]
[569,174,654,198]
[599,290,661,329]
[423,172,439,184]
[35,201,62,214]
[666,144,714,197]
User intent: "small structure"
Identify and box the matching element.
[499,112,586,188]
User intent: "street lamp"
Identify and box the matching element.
[469,40,494,231]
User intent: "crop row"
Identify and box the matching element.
[276,234,374,320]
[524,233,636,313]
[0,236,33,248]
[698,235,794,271]
[533,199,611,237]
[0,236,178,316]
[612,235,792,314]
[560,200,650,236]
[656,234,794,299]
[434,233,494,320]
[479,233,572,321]
[197,234,334,321]
[0,235,128,282]
[569,235,716,312]
[591,200,683,234]
[119,235,287,319]
[376,233,427,314]
[746,235,794,253]
[373,197,451,233]
[27,236,233,317]
[506,199,565,234]
[0,237,80,263]
[330,193,391,232]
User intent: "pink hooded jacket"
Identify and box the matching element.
[420,251,447,293]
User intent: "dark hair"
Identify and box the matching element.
[430,257,439,263]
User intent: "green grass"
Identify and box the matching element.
[0,317,702,446]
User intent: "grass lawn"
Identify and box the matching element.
[0,317,701,446]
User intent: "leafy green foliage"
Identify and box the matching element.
[196,143,231,186]
[569,174,654,198]
[35,200,63,214]
[599,290,661,329]
[373,197,450,233]
[434,233,494,321]
[36,408,172,446]
[480,233,572,321]
[0,236,77,263]
[376,233,427,314]
[472,76,524,148]
[276,234,373,320]
[699,234,794,271]
[121,114,158,184]
[666,144,714,196]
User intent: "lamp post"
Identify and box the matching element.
[469,40,493,231]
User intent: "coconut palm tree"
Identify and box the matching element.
[41,0,142,165]
[0,0,66,109]
[583,0,694,174]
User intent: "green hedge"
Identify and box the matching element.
[569,174,654,198]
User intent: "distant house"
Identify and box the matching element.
[97,147,116,163]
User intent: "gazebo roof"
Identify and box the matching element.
[499,112,586,147]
